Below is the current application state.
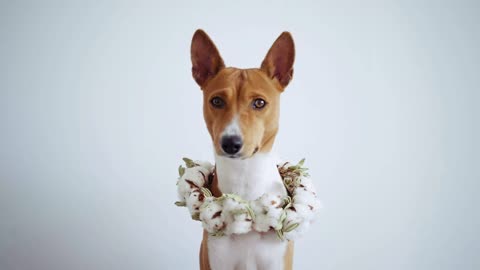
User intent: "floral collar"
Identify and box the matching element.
[175,158,321,240]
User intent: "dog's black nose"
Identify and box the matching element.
[221,135,243,155]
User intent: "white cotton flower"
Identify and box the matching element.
[177,172,199,200]
[282,208,304,240]
[291,203,314,222]
[250,194,285,232]
[282,195,322,240]
[177,165,211,203]
[200,198,224,233]
[280,174,322,240]
[182,168,207,188]
[284,220,311,240]
[194,160,214,172]
[227,213,252,235]
[259,194,284,208]
[298,176,316,192]
[221,197,253,235]
[176,179,191,201]
[292,189,317,207]
[186,189,203,216]
[176,159,322,240]
[284,208,302,225]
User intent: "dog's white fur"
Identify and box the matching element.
[207,117,288,269]
[222,115,241,137]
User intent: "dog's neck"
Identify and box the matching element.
[214,152,286,200]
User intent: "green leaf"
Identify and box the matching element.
[183,157,196,168]
[246,206,256,220]
[273,222,283,231]
[279,210,287,224]
[200,187,212,197]
[211,231,224,237]
[276,229,284,240]
[283,223,300,233]
[178,165,185,177]
[191,212,200,221]
[175,201,186,207]
[283,196,292,209]
[298,158,305,166]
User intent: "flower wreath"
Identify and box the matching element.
[175,158,321,240]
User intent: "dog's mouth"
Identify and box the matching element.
[225,153,242,159]
[219,152,244,159]
[218,146,259,159]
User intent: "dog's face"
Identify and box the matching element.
[190,30,295,159]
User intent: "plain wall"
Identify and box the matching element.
[1,1,479,269]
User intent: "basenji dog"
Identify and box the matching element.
[190,29,295,270]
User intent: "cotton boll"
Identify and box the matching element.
[293,189,317,207]
[176,166,210,204]
[222,197,240,210]
[200,198,222,219]
[294,187,322,215]
[284,208,302,227]
[252,215,271,232]
[200,199,224,233]
[250,194,285,232]
[182,168,206,188]
[176,169,203,201]
[227,213,252,234]
[284,221,311,240]
[194,162,214,183]
[249,198,263,214]
[267,208,284,227]
[292,203,314,221]
[283,198,321,240]
[220,198,238,231]
[260,194,283,207]
[221,197,252,235]
[249,198,270,232]
[297,193,322,215]
[255,207,284,232]
[250,203,271,232]
[287,193,322,240]
[194,160,214,172]
[298,177,316,192]
[186,189,203,215]
[176,178,192,200]
[176,159,322,239]
[176,163,214,208]
[283,208,309,240]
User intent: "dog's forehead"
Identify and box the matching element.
[203,68,280,95]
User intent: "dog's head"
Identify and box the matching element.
[190,30,295,159]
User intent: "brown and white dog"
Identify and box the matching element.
[190,29,295,270]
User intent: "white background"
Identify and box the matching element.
[1,1,479,269]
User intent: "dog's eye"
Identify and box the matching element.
[252,98,267,110]
[210,97,225,108]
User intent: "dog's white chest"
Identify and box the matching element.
[208,231,287,270]
[215,153,287,200]
[209,153,288,270]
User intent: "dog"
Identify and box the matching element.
[190,29,295,270]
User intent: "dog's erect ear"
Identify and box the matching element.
[260,32,295,88]
[191,29,225,88]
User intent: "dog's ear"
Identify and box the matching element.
[191,29,225,88]
[260,32,295,88]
